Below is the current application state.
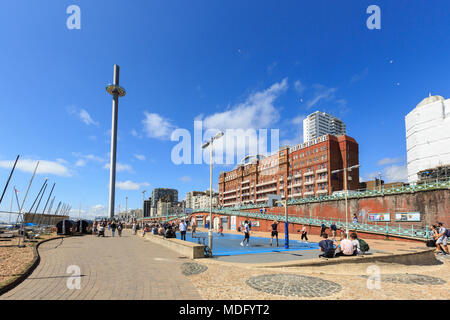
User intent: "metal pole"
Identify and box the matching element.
[9,188,13,224]
[42,183,55,216]
[54,201,62,215]
[344,168,349,235]
[208,138,213,255]
[108,64,121,219]
[284,199,289,249]
[34,181,48,214]
[28,179,47,213]
[0,155,19,207]
[47,197,55,214]
[18,161,39,247]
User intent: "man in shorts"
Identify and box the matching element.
[435,222,449,255]
[269,220,279,246]
[240,220,250,247]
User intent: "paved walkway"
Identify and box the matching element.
[1,230,201,300]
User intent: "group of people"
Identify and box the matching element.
[92,219,124,237]
[318,231,369,258]
[140,219,191,240]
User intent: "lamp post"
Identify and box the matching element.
[142,190,146,219]
[202,131,224,256]
[106,64,126,220]
[331,164,360,235]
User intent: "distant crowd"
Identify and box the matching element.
[92,219,124,237]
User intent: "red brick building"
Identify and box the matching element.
[218,134,359,207]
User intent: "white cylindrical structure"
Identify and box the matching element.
[405,95,450,183]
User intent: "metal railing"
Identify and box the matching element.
[217,178,450,210]
[191,208,432,240]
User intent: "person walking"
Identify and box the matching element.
[240,220,250,247]
[132,222,137,235]
[179,219,187,241]
[269,220,279,246]
[111,221,117,237]
[218,223,224,237]
[300,225,308,242]
[117,222,123,237]
[192,223,197,237]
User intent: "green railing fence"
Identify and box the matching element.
[191,208,432,240]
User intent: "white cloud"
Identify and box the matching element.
[280,115,305,147]
[142,112,175,140]
[377,157,401,166]
[116,181,150,190]
[306,84,337,109]
[0,159,71,177]
[68,107,99,126]
[75,159,87,167]
[180,176,191,183]
[192,79,288,164]
[103,162,134,173]
[350,67,369,83]
[134,154,146,161]
[79,109,99,126]
[363,164,408,183]
[294,80,306,94]
[201,78,287,131]
[131,129,143,139]
[384,164,408,182]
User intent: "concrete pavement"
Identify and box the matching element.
[1,230,201,300]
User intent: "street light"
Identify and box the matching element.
[331,164,360,235]
[202,130,224,256]
[142,190,146,219]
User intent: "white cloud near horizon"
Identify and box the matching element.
[0,159,71,177]
[377,157,401,166]
[363,164,408,183]
[116,181,150,190]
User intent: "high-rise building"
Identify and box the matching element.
[303,111,346,142]
[185,190,218,210]
[405,94,450,183]
[218,134,359,207]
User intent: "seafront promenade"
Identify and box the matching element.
[1,228,449,300]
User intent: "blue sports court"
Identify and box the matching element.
[177,231,319,256]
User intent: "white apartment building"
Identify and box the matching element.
[185,191,218,210]
[405,94,450,183]
[303,111,346,142]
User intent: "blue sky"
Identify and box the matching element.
[0,0,449,219]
